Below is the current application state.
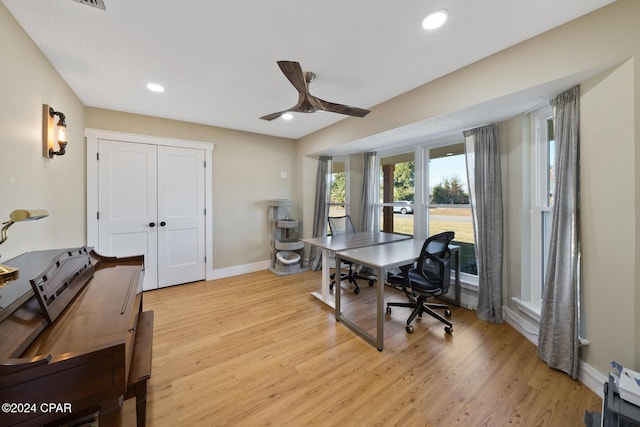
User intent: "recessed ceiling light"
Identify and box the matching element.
[282,113,293,120]
[422,10,448,30]
[146,83,165,93]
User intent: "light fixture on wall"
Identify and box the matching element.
[43,104,68,158]
[0,209,49,287]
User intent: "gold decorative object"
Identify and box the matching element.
[0,209,49,287]
[0,263,19,286]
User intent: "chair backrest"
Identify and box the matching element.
[417,231,455,292]
[328,215,356,236]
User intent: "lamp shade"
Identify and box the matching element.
[9,209,49,222]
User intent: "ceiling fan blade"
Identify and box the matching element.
[277,61,308,96]
[259,110,291,121]
[311,96,370,118]
[261,60,369,121]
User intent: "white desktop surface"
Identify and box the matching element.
[302,232,411,307]
[335,239,460,351]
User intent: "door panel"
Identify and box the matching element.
[98,140,158,290]
[109,231,151,261]
[98,141,205,290]
[157,146,206,287]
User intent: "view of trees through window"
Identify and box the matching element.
[429,145,476,275]
[379,154,415,236]
[329,161,346,219]
[329,149,477,276]
[392,161,415,202]
[431,175,469,204]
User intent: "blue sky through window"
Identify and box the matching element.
[429,154,468,194]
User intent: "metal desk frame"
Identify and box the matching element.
[335,239,460,351]
[302,232,411,308]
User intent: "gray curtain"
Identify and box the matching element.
[359,152,377,232]
[538,85,581,378]
[309,156,332,270]
[464,123,503,323]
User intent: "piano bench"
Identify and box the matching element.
[125,310,154,427]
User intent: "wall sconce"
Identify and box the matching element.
[42,104,67,158]
[0,209,49,287]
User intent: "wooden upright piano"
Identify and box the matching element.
[0,247,153,427]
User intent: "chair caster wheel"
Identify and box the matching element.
[354,287,360,295]
[406,325,414,334]
[386,306,391,314]
[445,309,452,318]
[369,280,375,286]
[445,326,453,334]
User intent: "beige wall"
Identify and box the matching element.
[579,59,636,371]
[499,115,526,310]
[298,0,640,375]
[84,108,297,270]
[0,5,86,260]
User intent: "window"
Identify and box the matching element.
[378,152,415,236]
[531,107,555,305]
[329,159,348,218]
[427,144,477,276]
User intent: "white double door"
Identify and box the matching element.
[97,140,205,290]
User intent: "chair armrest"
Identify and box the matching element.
[398,263,413,274]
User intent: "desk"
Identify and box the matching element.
[302,232,411,307]
[335,239,459,351]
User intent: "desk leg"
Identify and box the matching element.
[322,248,330,302]
[376,266,384,351]
[335,252,341,320]
[310,248,336,309]
[454,248,460,306]
[334,254,383,351]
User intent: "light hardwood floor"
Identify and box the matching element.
[122,270,601,426]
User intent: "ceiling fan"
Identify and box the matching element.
[260,60,371,121]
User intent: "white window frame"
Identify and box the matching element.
[516,106,553,320]
[374,141,479,289]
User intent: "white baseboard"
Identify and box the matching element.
[208,260,270,280]
[503,306,540,346]
[579,360,607,396]
[503,306,605,396]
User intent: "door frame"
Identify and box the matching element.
[85,128,215,282]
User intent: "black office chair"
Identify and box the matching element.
[386,231,455,334]
[328,215,373,294]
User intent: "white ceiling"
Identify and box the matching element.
[3,0,616,140]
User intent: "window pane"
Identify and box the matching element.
[330,162,346,205]
[546,118,555,206]
[328,205,346,218]
[541,210,552,299]
[429,145,477,275]
[377,207,414,236]
[378,153,415,236]
[532,110,555,302]
[328,161,347,231]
